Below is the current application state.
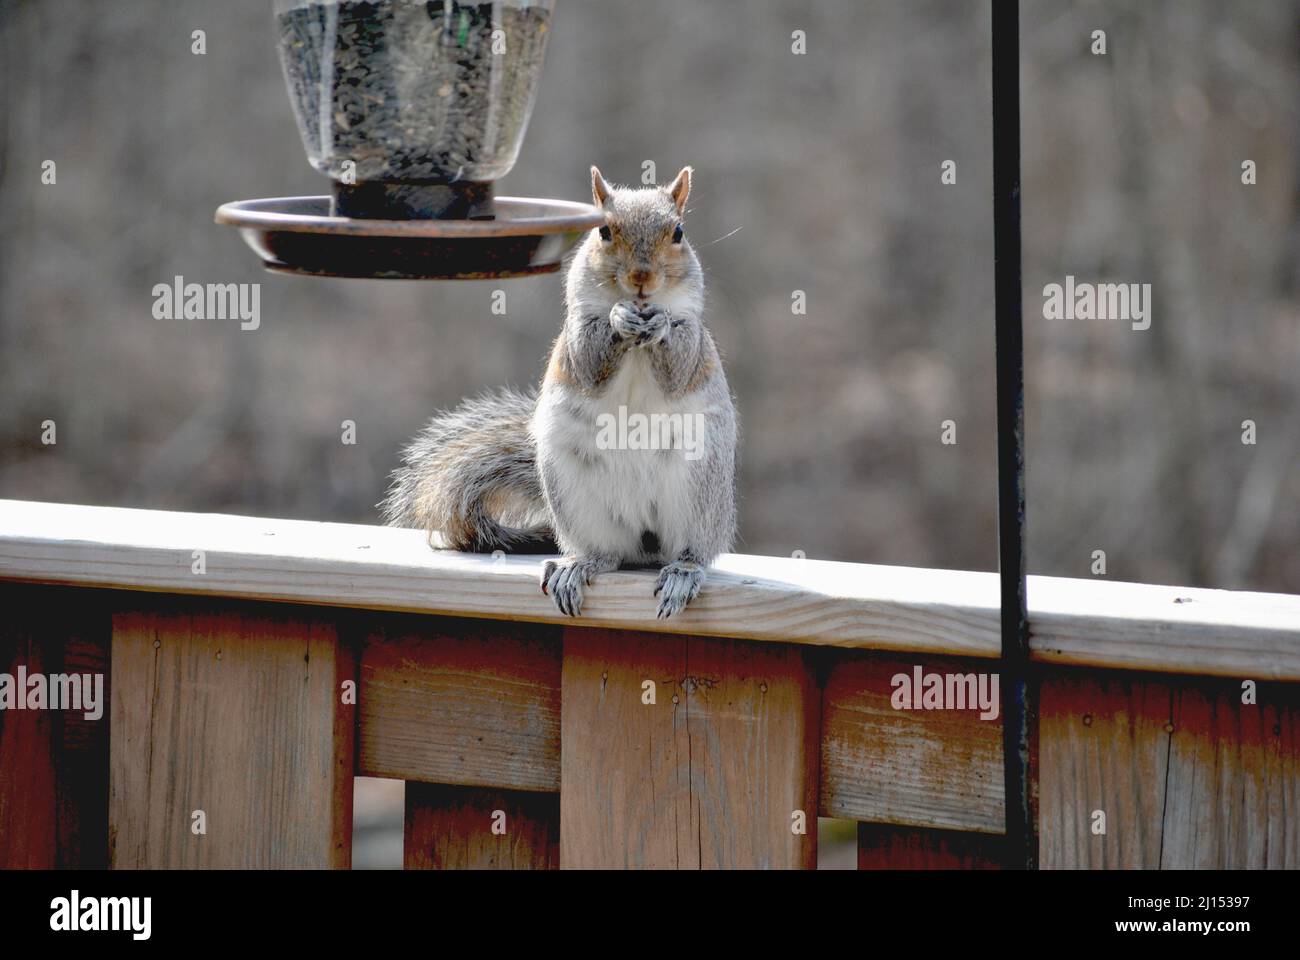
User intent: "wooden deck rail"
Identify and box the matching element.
[1,499,1297,869]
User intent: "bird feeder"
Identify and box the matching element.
[216,0,602,279]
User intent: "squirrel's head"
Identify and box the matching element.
[587,165,695,300]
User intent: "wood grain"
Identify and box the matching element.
[109,600,356,868]
[857,823,1004,869]
[1160,678,1299,868]
[358,615,561,791]
[2,499,1296,677]
[0,583,109,868]
[1029,576,1300,679]
[820,653,1004,832]
[560,628,819,869]
[404,782,558,869]
[1038,671,1172,869]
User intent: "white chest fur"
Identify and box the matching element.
[535,351,701,561]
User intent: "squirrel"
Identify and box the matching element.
[381,165,737,618]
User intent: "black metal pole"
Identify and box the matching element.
[992,0,1037,869]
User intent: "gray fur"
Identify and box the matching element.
[384,167,738,619]
[381,386,554,552]
[532,167,738,615]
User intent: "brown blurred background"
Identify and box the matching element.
[2,0,1296,871]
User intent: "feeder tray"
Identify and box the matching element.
[216,195,604,280]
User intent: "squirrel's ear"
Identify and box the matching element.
[666,166,692,215]
[591,166,612,208]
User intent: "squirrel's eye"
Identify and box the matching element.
[599,225,611,242]
[672,224,684,244]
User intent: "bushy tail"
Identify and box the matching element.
[381,387,555,552]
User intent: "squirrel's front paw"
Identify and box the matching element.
[610,301,669,345]
[654,560,704,618]
[609,300,645,340]
[541,555,608,617]
[635,304,670,346]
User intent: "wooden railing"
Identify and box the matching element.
[0,499,1297,869]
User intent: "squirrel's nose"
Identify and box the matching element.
[628,268,652,289]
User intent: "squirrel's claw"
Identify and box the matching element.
[654,561,704,618]
[541,557,594,617]
[611,300,669,346]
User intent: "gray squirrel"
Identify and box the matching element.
[382,166,737,618]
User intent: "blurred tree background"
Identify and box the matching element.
[1,0,1296,592]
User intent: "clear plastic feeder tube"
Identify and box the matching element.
[274,0,555,217]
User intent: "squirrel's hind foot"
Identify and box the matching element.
[654,560,704,619]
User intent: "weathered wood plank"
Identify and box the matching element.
[1029,577,1300,680]
[1038,671,1171,869]
[560,628,819,869]
[857,823,1003,869]
[109,600,355,868]
[404,782,558,869]
[358,615,561,791]
[1160,678,1299,868]
[0,583,109,868]
[821,653,1004,833]
[0,603,61,869]
[3,499,1297,677]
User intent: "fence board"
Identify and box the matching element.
[821,653,1004,832]
[110,601,355,868]
[6,499,1297,678]
[1038,671,1171,869]
[1160,679,1299,868]
[0,584,110,868]
[560,628,819,869]
[3,498,1298,873]
[404,782,558,869]
[358,616,561,792]
[857,823,1004,869]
